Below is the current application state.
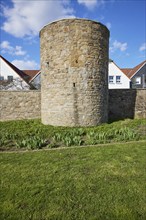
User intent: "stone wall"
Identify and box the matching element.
[40,18,109,127]
[109,89,146,121]
[0,91,41,121]
[0,89,145,122]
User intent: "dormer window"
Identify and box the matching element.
[8,76,13,81]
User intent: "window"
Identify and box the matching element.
[8,76,13,81]
[0,76,4,81]
[135,77,141,84]
[109,76,114,83]
[116,76,121,83]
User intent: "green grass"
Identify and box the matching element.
[0,141,146,219]
[0,118,146,150]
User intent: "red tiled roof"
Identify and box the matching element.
[121,68,132,77]
[22,70,40,81]
[126,60,146,79]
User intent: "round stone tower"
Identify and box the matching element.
[40,18,109,126]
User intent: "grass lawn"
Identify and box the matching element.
[0,141,146,220]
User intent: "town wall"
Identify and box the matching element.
[109,89,146,121]
[0,91,41,121]
[0,89,145,122]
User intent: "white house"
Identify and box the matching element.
[121,60,146,89]
[0,55,33,90]
[108,60,130,89]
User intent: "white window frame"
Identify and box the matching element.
[135,77,141,84]
[116,76,121,84]
[109,76,114,83]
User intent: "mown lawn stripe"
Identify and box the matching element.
[0,141,146,220]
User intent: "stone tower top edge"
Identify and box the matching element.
[39,18,110,37]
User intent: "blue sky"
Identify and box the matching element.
[0,0,146,69]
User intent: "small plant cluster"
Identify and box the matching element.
[0,119,145,151]
[0,132,18,148]
[86,127,139,145]
[52,128,85,147]
[15,136,47,150]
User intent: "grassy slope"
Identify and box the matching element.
[0,141,146,220]
[0,118,146,150]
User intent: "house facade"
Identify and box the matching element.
[22,70,40,89]
[122,60,146,89]
[29,71,41,89]
[0,55,31,90]
[108,60,130,89]
[0,55,39,90]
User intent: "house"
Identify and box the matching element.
[0,55,39,90]
[0,55,38,90]
[24,70,41,89]
[121,60,146,88]
[108,59,130,89]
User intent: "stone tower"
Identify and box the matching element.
[40,18,109,126]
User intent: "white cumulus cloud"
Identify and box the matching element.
[110,40,128,52]
[77,0,105,10]
[12,59,40,70]
[139,43,146,51]
[0,41,26,56]
[1,0,75,38]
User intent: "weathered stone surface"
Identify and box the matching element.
[0,91,41,121]
[109,89,146,121]
[40,18,110,126]
[0,89,145,122]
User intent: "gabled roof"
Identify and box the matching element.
[22,70,40,82]
[0,55,30,84]
[109,60,130,80]
[29,70,41,82]
[122,60,146,79]
[121,68,132,76]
